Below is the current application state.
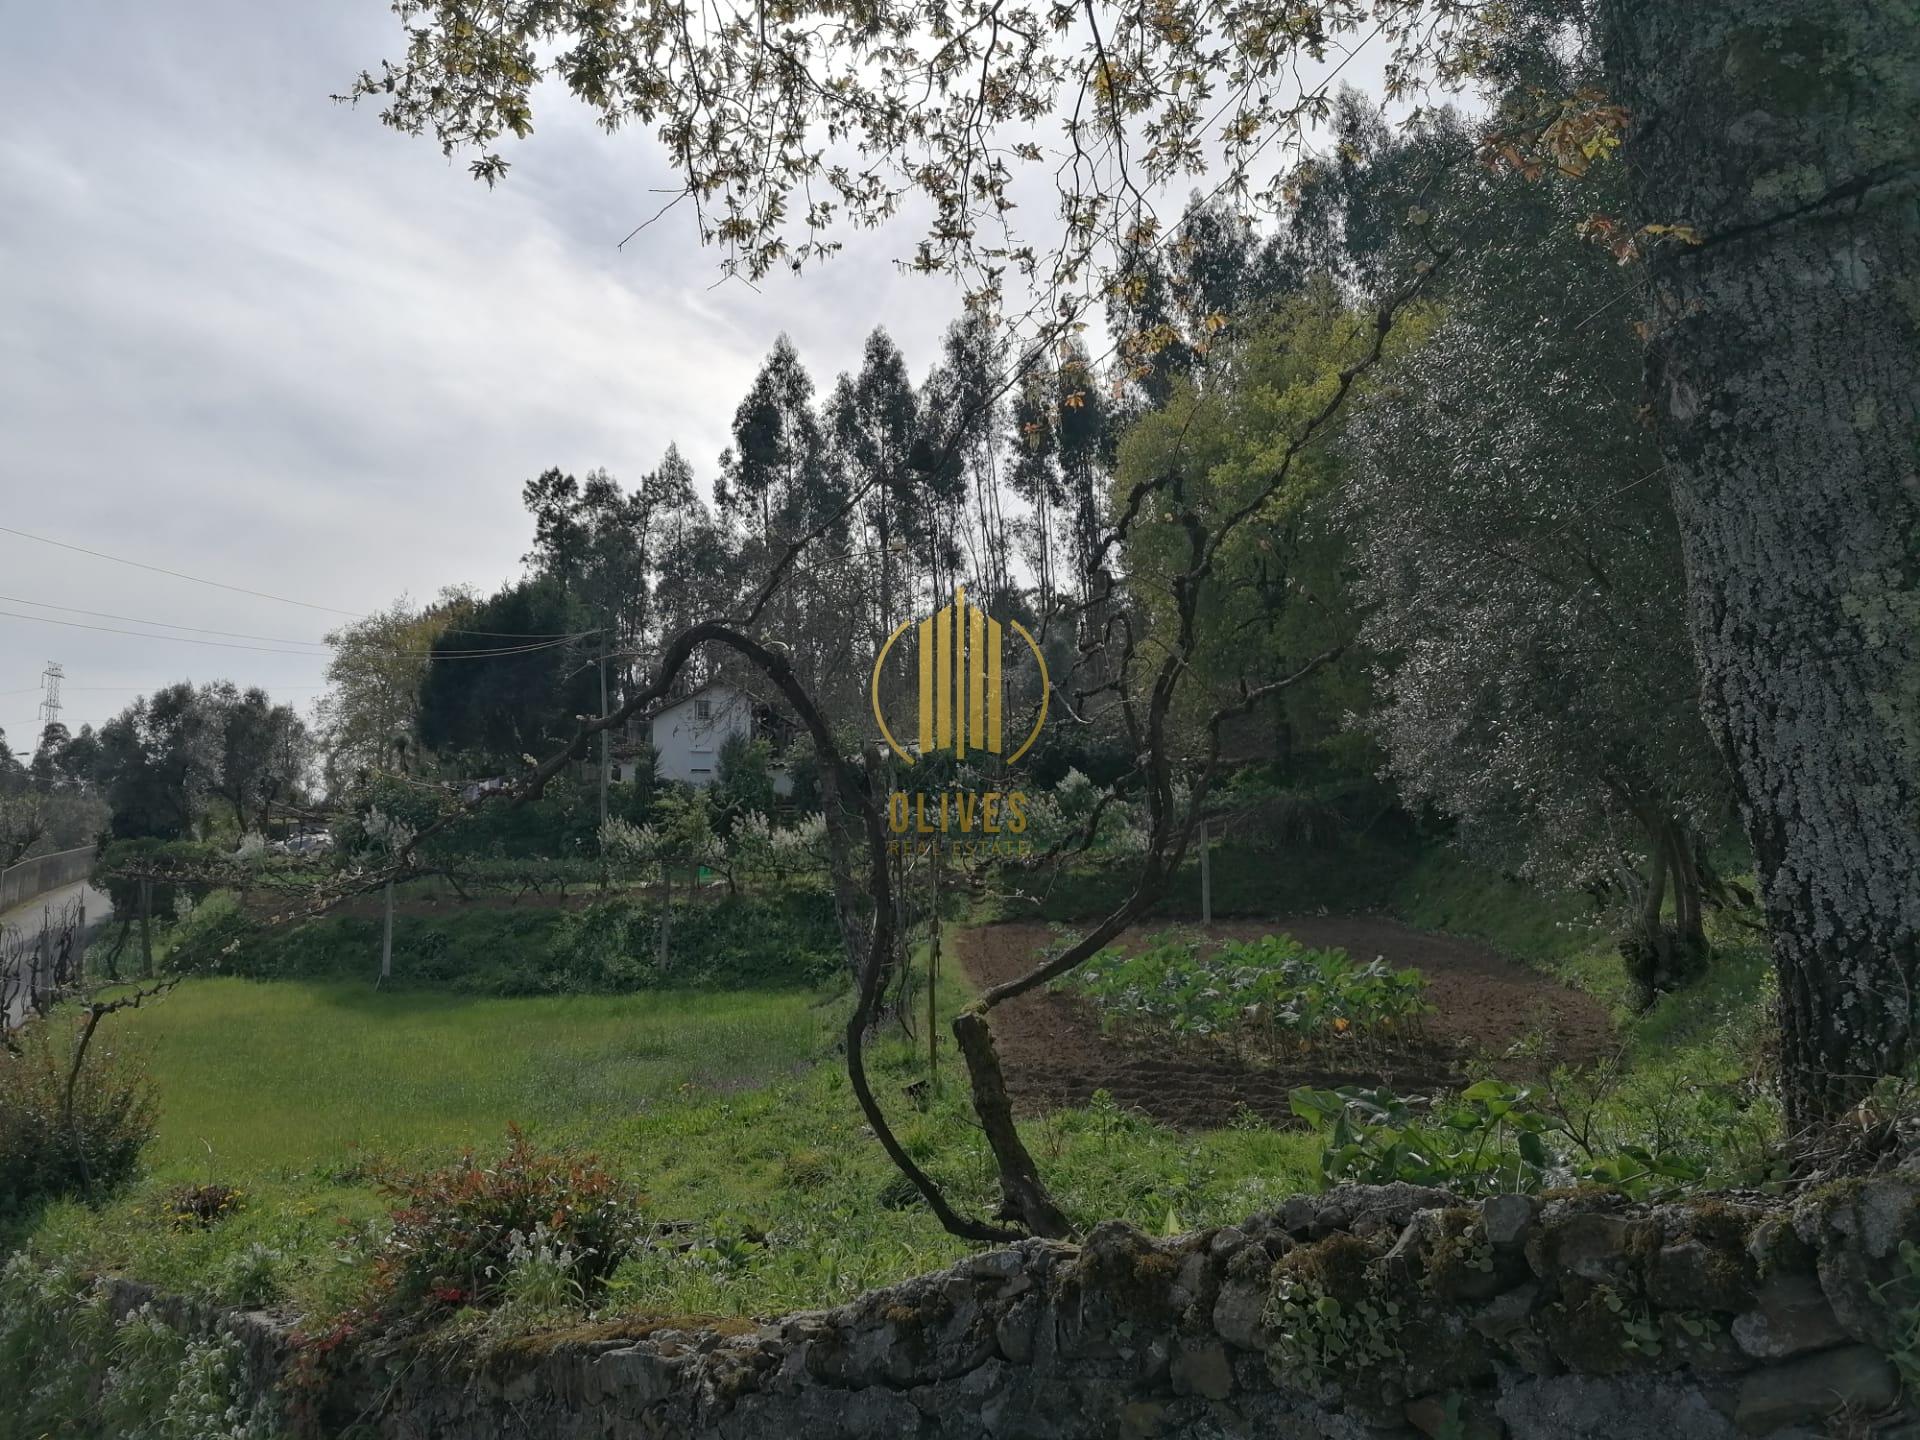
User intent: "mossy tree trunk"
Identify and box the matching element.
[1601,0,1920,1126]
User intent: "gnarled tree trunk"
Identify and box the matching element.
[1601,0,1920,1126]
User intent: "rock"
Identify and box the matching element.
[1405,1392,1506,1440]
[1212,1276,1271,1351]
[1647,1239,1756,1313]
[1170,1340,1234,1401]
[1496,1373,1740,1440]
[1732,1345,1896,1434]
[1729,1275,1848,1360]
[1792,1175,1920,1345]
[1844,1176,1920,1259]
[1470,1284,1556,1375]
[1483,1195,1535,1249]
[1210,1226,1249,1258]
[1276,1184,1454,1241]
[1656,1312,1749,1376]
[1118,1399,1170,1439]
[1527,1212,1653,1284]
[965,1247,1026,1280]
[995,1295,1040,1365]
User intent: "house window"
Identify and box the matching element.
[695,696,713,720]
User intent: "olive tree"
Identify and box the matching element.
[1332,110,1734,1004]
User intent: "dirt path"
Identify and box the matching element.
[954,918,1615,1131]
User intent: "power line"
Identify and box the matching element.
[0,524,608,640]
[0,605,589,659]
[0,593,602,654]
[0,594,333,649]
[0,523,363,617]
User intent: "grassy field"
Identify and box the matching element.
[115,980,834,1178]
[15,952,1320,1322]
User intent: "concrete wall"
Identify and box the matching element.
[0,844,92,912]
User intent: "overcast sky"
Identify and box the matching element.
[0,0,984,745]
[0,2,1394,747]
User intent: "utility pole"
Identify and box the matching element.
[139,877,153,977]
[928,841,941,1088]
[1199,817,1213,926]
[598,626,611,833]
[380,880,394,987]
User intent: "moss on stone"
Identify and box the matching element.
[1679,1200,1764,1252]
[1749,1214,1816,1278]
[1544,1280,1662,1376]
[1068,1224,1189,1321]
[1273,1233,1380,1307]
[1423,1211,1498,1302]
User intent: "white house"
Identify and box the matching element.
[632,683,751,786]
[611,682,792,794]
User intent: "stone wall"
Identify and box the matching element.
[105,1172,1920,1439]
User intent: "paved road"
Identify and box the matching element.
[1,877,113,1028]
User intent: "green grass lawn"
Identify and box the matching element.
[117,980,834,1178]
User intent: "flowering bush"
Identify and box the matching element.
[365,1127,646,1318]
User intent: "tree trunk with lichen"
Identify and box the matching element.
[1601,0,1920,1127]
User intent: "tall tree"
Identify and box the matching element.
[521,467,589,590]
[95,685,220,841]
[204,683,312,833]
[319,592,473,793]
[1338,128,1732,1000]
[28,723,71,788]
[828,329,923,640]
[717,336,833,545]
[418,579,597,768]
[1597,0,1920,1123]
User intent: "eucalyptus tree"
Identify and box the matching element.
[717,335,834,545]
[826,329,923,639]
[1009,337,1115,628]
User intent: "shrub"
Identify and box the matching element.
[0,1019,156,1215]
[364,1127,647,1318]
[167,1181,246,1229]
[0,1252,278,1440]
[1290,1081,1704,1199]
[160,889,255,975]
[213,888,842,993]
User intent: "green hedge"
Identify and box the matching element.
[170,887,843,994]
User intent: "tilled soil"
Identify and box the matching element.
[953,917,1616,1131]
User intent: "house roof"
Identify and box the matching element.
[646,679,744,720]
